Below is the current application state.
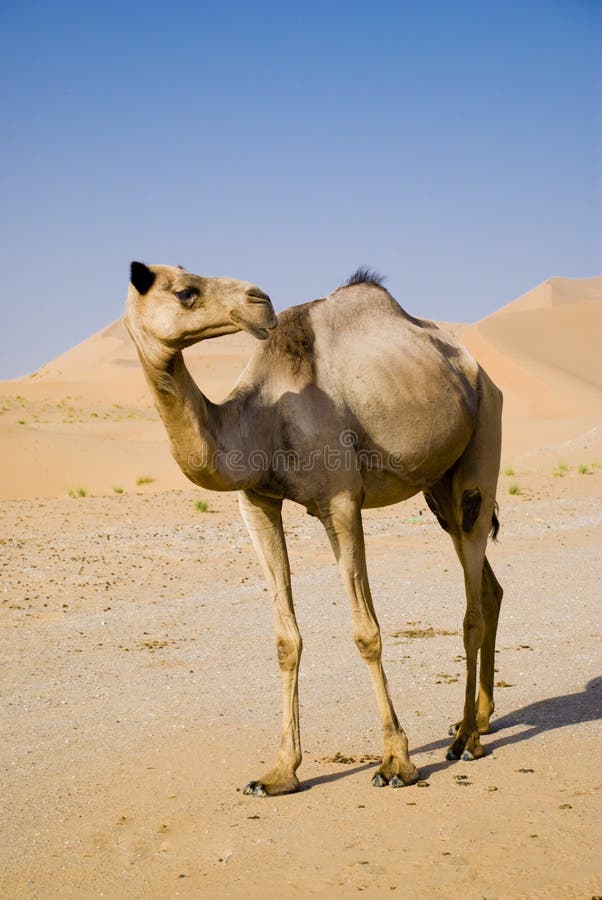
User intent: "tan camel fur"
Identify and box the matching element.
[125,261,503,796]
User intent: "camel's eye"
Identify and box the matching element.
[174,287,198,308]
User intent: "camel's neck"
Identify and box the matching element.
[133,334,255,492]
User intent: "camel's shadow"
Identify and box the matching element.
[304,677,602,788]
[414,675,602,779]
[488,674,601,745]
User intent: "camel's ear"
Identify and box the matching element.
[130,261,156,295]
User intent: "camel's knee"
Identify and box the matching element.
[354,624,382,662]
[276,635,302,672]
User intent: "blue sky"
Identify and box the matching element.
[0,0,600,378]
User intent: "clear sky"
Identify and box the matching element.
[0,0,600,378]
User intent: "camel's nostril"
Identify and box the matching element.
[246,288,271,304]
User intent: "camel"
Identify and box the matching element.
[125,260,503,796]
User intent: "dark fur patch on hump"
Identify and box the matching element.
[345,267,386,288]
[461,488,482,533]
[265,301,321,378]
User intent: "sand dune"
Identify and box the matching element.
[488,274,602,313]
[1,275,600,499]
[0,327,257,498]
[460,276,602,460]
[30,319,257,403]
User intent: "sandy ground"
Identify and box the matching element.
[1,273,601,897]
[1,474,601,899]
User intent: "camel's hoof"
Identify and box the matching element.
[243,781,267,797]
[447,731,484,763]
[372,773,389,788]
[243,775,300,797]
[372,769,418,788]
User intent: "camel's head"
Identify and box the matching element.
[125,262,277,350]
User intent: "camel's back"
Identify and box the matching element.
[242,282,482,490]
[234,280,489,502]
[312,285,479,470]
[257,283,478,388]
[312,282,480,398]
[251,282,481,413]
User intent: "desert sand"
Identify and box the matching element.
[1,276,601,898]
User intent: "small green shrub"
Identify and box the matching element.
[508,483,520,495]
[577,463,589,475]
[68,487,87,498]
[502,467,515,477]
[194,500,209,513]
[136,475,154,486]
[113,486,124,494]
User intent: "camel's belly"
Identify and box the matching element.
[361,471,421,508]
[358,426,470,508]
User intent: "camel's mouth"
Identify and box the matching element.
[238,320,275,341]
[230,308,277,341]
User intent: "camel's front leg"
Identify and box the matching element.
[321,494,419,789]
[238,491,302,796]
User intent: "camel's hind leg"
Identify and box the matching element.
[427,483,503,752]
[447,524,498,760]
[239,490,302,796]
[475,557,503,734]
[426,368,503,761]
[320,492,419,788]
